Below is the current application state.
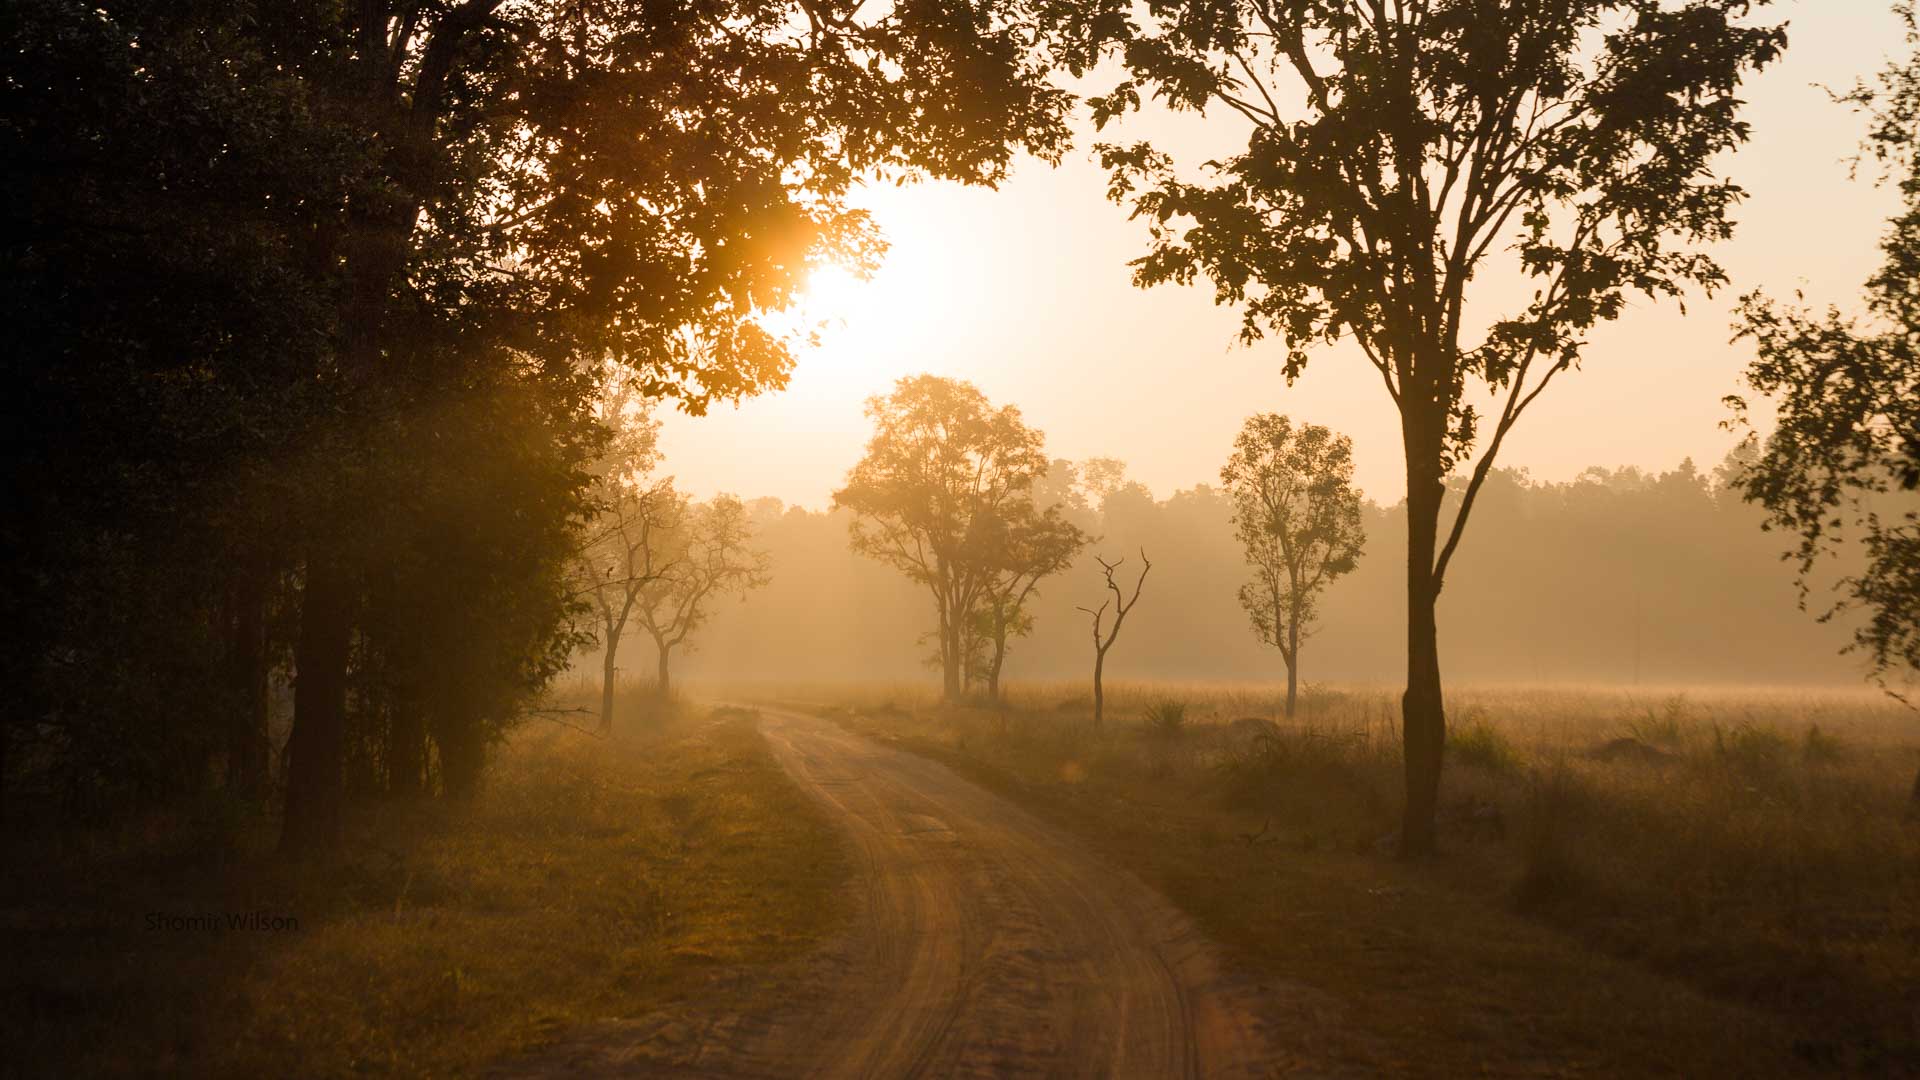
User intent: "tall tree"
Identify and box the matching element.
[636,495,772,700]
[1078,552,1151,728]
[1221,415,1366,719]
[1731,3,1920,805]
[1068,0,1784,852]
[835,376,1052,700]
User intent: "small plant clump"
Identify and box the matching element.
[1143,700,1189,739]
[1801,723,1845,764]
[1711,721,1792,776]
[1626,695,1691,748]
[1448,714,1523,774]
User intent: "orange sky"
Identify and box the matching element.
[661,2,1905,509]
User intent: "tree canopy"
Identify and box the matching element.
[1732,4,1920,695]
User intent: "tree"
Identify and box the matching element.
[636,495,772,700]
[1221,415,1365,719]
[578,484,680,733]
[1069,0,1784,853]
[253,0,1078,854]
[835,376,1052,700]
[1078,552,1151,728]
[1730,5,1920,806]
[573,373,678,734]
[975,503,1090,701]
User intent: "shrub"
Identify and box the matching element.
[1626,695,1690,748]
[1143,701,1189,740]
[1449,715,1523,773]
[1513,766,1593,912]
[1712,721,1792,775]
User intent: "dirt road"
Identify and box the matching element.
[504,705,1328,1078]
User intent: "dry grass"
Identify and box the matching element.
[783,679,1920,1076]
[0,686,847,1078]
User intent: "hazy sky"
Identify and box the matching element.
[661,3,1906,509]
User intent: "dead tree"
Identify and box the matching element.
[1077,550,1150,729]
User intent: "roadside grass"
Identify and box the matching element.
[0,686,846,1078]
[788,680,1920,1076]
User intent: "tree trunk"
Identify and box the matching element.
[656,642,672,701]
[600,629,620,735]
[1284,618,1300,721]
[1909,764,1919,813]
[1401,452,1448,857]
[387,685,426,797]
[227,562,272,799]
[281,553,355,856]
[431,700,485,800]
[1092,650,1106,729]
[941,613,962,701]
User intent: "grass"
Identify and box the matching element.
[0,686,847,1078]
[768,679,1920,1076]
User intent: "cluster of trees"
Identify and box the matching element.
[3,0,1076,855]
[827,380,1372,724]
[574,376,769,730]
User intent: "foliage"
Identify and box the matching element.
[1447,717,1523,774]
[835,375,1067,699]
[1221,414,1365,715]
[1143,700,1190,739]
[1629,695,1689,748]
[1730,4,1920,690]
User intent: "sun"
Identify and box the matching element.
[798,264,870,325]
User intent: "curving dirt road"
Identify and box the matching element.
[503,705,1333,1078]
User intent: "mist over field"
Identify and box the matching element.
[648,456,1871,689]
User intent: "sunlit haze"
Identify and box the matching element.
[664,3,1906,508]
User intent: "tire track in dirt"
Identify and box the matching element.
[499,705,1342,1078]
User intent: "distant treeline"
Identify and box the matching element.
[664,452,1868,689]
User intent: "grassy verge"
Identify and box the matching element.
[0,695,846,1077]
[799,682,1919,1077]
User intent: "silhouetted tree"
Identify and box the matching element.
[1222,415,1365,719]
[636,496,772,700]
[1731,7,1920,805]
[835,376,1053,700]
[1070,0,1784,852]
[1078,552,1150,727]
